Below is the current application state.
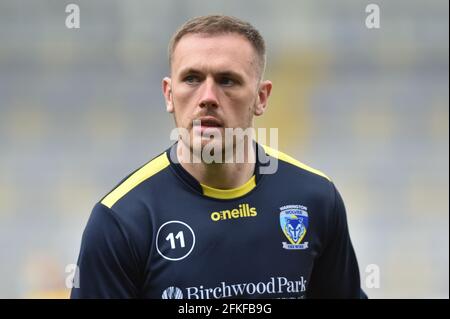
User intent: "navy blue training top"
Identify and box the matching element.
[71,143,363,299]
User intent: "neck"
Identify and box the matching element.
[176,140,256,189]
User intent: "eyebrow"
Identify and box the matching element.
[178,67,245,82]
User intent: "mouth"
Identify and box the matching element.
[194,117,223,128]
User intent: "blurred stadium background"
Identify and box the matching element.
[0,0,448,298]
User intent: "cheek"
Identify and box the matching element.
[227,93,256,121]
[174,109,191,128]
[173,89,190,108]
[173,90,196,121]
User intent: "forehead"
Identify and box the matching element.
[171,33,258,78]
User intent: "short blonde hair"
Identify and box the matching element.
[168,15,266,77]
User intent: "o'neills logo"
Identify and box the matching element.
[211,204,257,222]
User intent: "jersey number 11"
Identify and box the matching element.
[166,231,186,249]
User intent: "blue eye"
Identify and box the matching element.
[184,75,200,84]
[219,77,235,86]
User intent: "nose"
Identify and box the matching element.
[198,78,219,108]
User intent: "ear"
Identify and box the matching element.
[162,77,173,113]
[254,80,272,116]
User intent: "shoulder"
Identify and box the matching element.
[100,151,171,209]
[84,151,172,258]
[261,144,332,182]
[260,144,337,206]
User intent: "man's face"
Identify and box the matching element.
[163,33,272,155]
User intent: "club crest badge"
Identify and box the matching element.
[279,205,309,250]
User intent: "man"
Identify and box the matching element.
[71,15,364,299]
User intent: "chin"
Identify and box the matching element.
[199,137,226,151]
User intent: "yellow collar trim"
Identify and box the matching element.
[201,175,256,200]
